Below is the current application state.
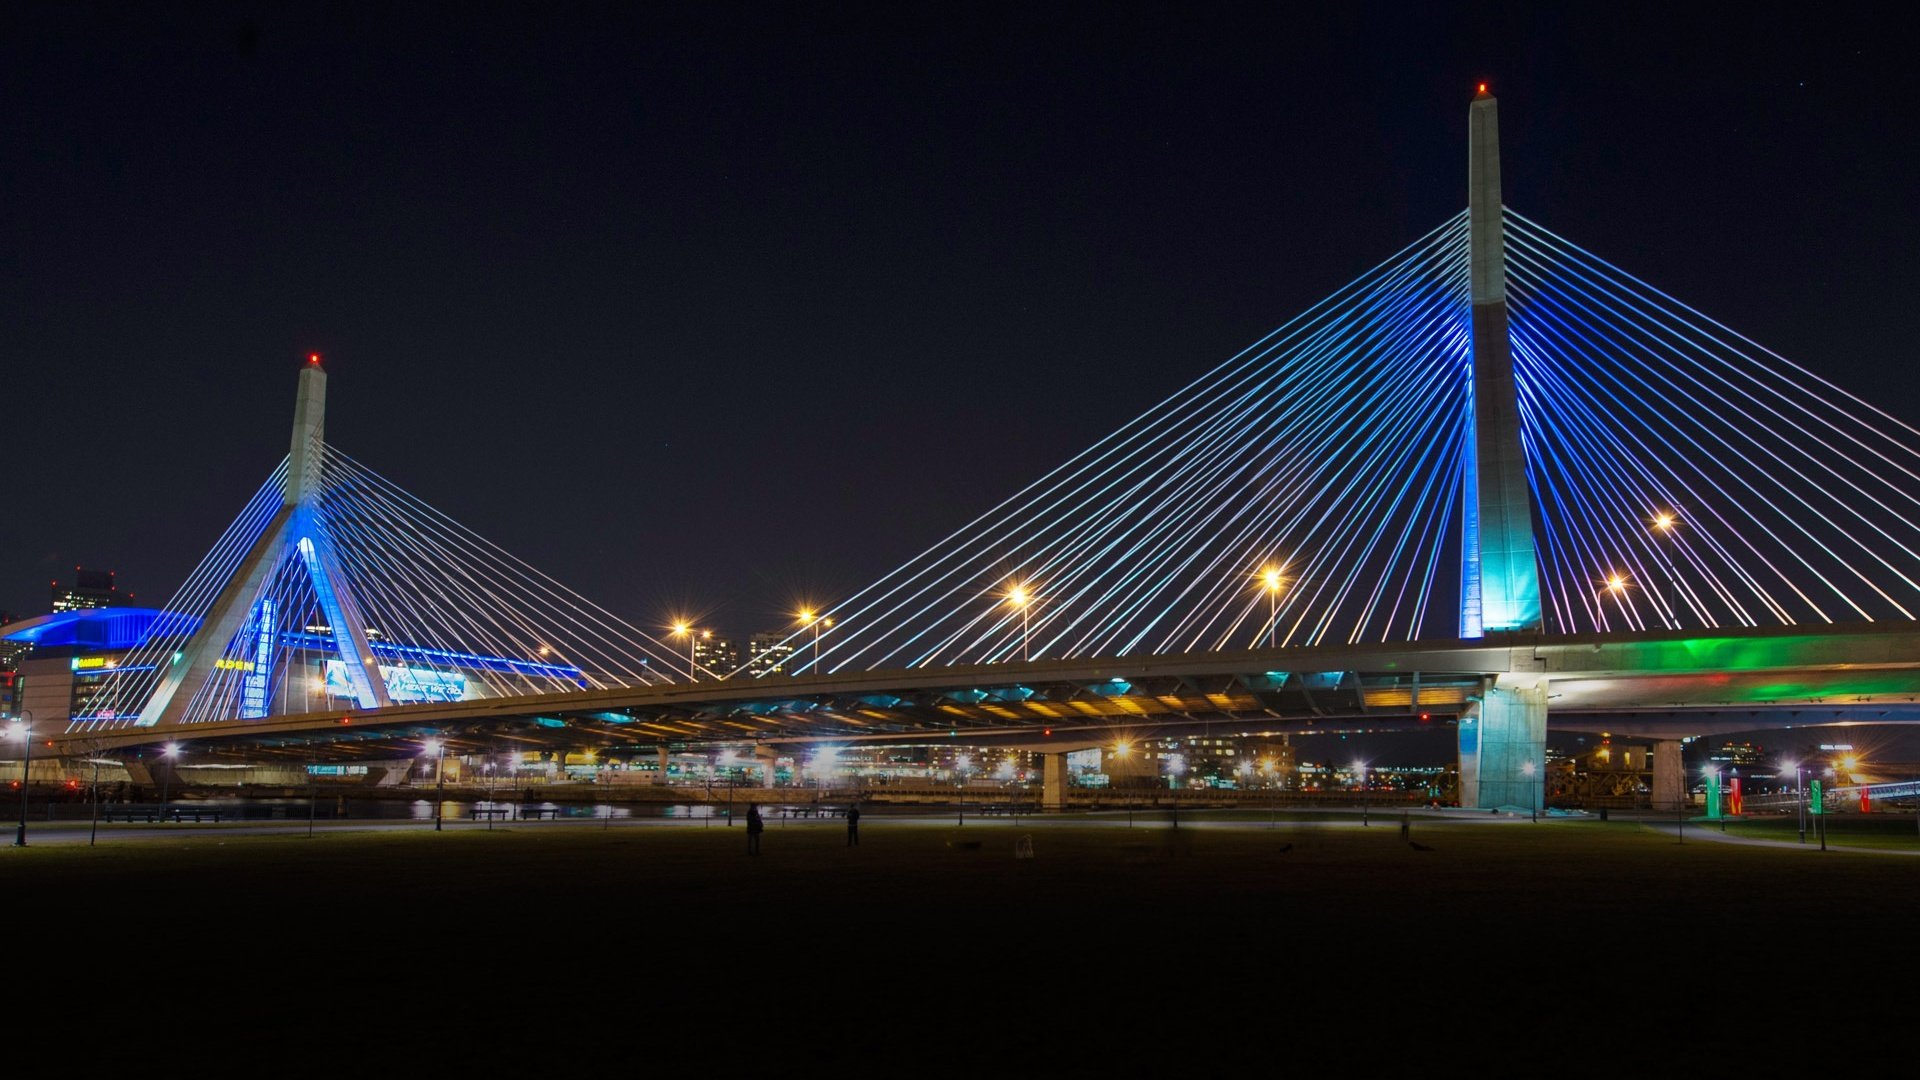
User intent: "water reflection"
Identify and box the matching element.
[47,797,729,823]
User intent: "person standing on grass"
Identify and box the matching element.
[746,803,764,855]
[846,802,861,846]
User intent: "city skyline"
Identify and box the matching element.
[5,4,1915,648]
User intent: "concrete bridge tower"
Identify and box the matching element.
[136,356,391,727]
[1456,86,1547,810]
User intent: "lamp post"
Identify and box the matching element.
[1261,756,1278,829]
[159,742,179,814]
[1355,761,1369,827]
[11,710,32,847]
[424,738,445,832]
[718,749,738,826]
[1167,752,1186,829]
[672,623,695,681]
[88,752,103,847]
[1649,510,1682,628]
[1521,759,1539,822]
[1007,585,1032,662]
[1262,567,1282,648]
[955,753,973,825]
[1114,741,1133,827]
[798,611,835,674]
[483,760,496,832]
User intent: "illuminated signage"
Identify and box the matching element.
[71,656,110,671]
[324,660,466,704]
[1818,743,1854,751]
[214,658,256,671]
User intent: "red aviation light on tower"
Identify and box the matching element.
[307,353,323,367]
[1478,83,1487,93]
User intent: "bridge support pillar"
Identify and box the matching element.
[1651,740,1685,812]
[1042,753,1069,812]
[657,747,671,785]
[1457,676,1546,811]
[754,745,778,788]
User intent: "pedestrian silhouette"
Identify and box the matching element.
[846,803,861,846]
[745,803,764,855]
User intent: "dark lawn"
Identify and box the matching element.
[11,815,1911,1073]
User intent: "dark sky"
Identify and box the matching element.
[4,0,1916,654]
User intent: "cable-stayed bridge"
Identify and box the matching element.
[15,89,1920,811]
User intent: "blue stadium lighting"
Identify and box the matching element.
[1,608,202,650]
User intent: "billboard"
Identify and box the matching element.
[324,659,467,704]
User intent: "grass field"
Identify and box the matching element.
[10,812,1915,1072]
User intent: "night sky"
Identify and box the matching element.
[4,0,1916,681]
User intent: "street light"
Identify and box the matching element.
[1260,756,1278,829]
[1006,584,1032,662]
[424,738,446,832]
[87,751,104,847]
[1521,760,1538,822]
[1166,751,1186,829]
[1260,566,1284,648]
[798,610,835,674]
[955,752,973,825]
[718,749,739,825]
[482,760,497,832]
[1354,761,1369,827]
[11,709,32,847]
[671,623,695,681]
[159,742,180,813]
[1782,759,1805,843]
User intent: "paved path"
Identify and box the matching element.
[1637,820,1920,856]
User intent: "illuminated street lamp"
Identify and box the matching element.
[1261,566,1285,648]
[1006,584,1033,662]
[1781,759,1805,843]
[1521,759,1538,822]
[1354,760,1369,827]
[1114,740,1135,827]
[1166,751,1186,829]
[11,710,32,847]
[798,610,834,674]
[1647,511,1683,627]
[159,742,181,813]
[718,748,739,826]
[424,738,446,832]
[671,622,695,681]
[482,759,497,832]
[955,752,974,826]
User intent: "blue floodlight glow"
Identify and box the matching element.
[1,608,201,650]
[278,632,585,682]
